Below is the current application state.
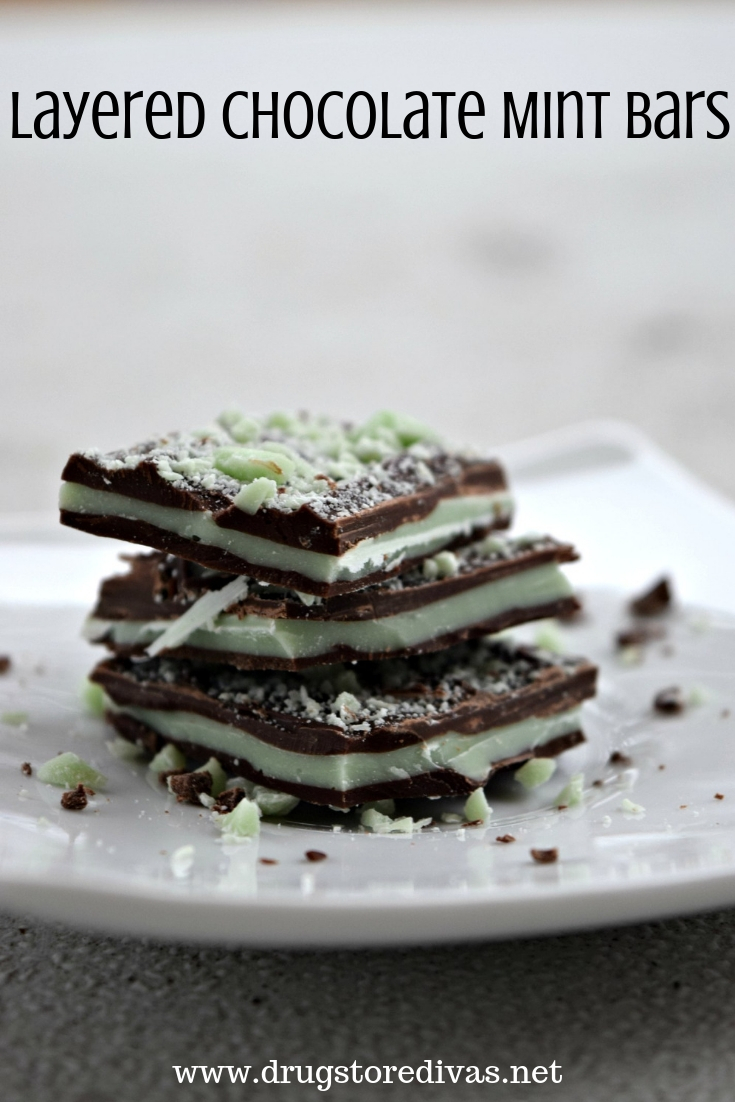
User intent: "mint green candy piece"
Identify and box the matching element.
[360,807,431,834]
[37,752,107,790]
[515,757,557,790]
[1,711,29,727]
[555,772,584,808]
[233,477,278,515]
[360,410,441,448]
[217,797,261,839]
[534,622,565,654]
[81,678,106,717]
[214,446,295,485]
[361,799,396,817]
[148,743,186,773]
[195,757,228,797]
[464,788,492,822]
[250,785,299,817]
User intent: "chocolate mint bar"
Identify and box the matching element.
[60,410,511,596]
[85,534,580,670]
[91,638,596,807]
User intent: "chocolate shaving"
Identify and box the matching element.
[496,834,515,844]
[213,787,246,813]
[61,784,89,811]
[0,655,11,675]
[259,857,278,865]
[167,771,212,804]
[616,625,664,649]
[715,793,725,800]
[305,850,327,862]
[530,847,558,864]
[654,687,685,715]
[158,768,186,786]
[609,750,632,767]
[630,577,672,617]
[20,762,32,777]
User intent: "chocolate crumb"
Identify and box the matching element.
[654,687,685,715]
[616,625,664,649]
[213,787,246,813]
[531,847,558,864]
[61,784,88,811]
[722,709,731,719]
[592,779,603,788]
[609,751,632,767]
[496,834,516,843]
[167,771,212,805]
[259,858,278,865]
[0,655,11,674]
[658,764,666,770]
[464,819,483,828]
[680,805,688,810]
[158,768,186,786]
[20,762,32,777]
[17,927,27,935]
[556,804,568,811]
[715,793,725,800]
[630,577,672,617]
[305,850,327,862]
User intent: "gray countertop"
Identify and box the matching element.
[2,906,734,1101]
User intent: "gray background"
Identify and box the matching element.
[1,907,734,1101]
[1,1,735,513]
[2,3,735,1099]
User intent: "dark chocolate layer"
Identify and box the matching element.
[91,644,597,757]
[61,451,507,556]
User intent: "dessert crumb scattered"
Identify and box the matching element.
[0,655,11,675]
[305,850,327,862]
[158,768,186,787]
[630,577,672,617]
[496,834,515,844]
[168,771,212,805]
[531,847,558,864]
[609,751,632,766]
[20,762,32,777]
[715,793,725,800]
[654,687,685,715]
[214,787,246,813]
[259,858,278,865]
[61,784,90,811]
[616,626,664,649]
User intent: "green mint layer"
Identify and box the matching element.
[108,703,581,794]
[85,562,571,661]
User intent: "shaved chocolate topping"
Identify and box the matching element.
[630,577,673,617]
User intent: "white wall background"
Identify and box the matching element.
[1,1,734,512]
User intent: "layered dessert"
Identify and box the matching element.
[84,535,580,670]
[60,410,512,597]
[91,640,595,808]
[60,409,596,829]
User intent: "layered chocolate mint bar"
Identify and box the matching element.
[85,535,580,670]
[91,639,596,807]
[60,411,511,597]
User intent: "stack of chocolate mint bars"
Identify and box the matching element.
[60,410,597,815]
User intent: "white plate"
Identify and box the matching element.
[2,419,735,947]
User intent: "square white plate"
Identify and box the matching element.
[2,419,735,947]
